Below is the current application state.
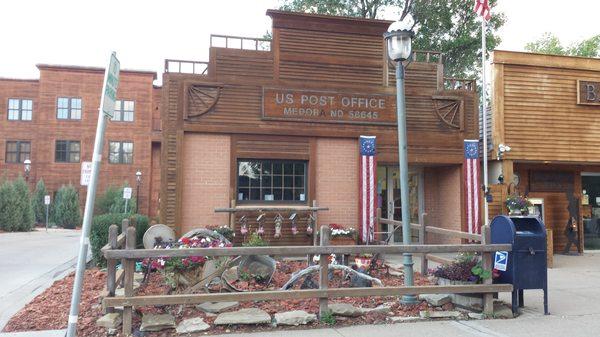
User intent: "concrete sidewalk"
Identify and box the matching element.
[0,228,81,330]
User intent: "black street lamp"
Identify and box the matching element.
[384,15,418,305]
[135,170,142,214]
[24,159,31,181]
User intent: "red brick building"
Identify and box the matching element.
[0,65,162,217]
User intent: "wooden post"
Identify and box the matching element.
[105,225,119,314]
[419,213,428,276]
[481,225,493,315]
[319,225,330,318]
[229,199,236,230]
[376,208,382,241]
[120,218,130,287]
[122,226,136,336]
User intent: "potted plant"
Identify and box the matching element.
[328,224,357,245]
[432,253,493,310]
[505,194,532,216]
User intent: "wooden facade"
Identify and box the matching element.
[160,10,479,241]
[489,50,600,254]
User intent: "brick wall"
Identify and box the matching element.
[181,133,230,233]
[315,138,359,228]
[424,165,462,244]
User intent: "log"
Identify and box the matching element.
[281,264,383,290]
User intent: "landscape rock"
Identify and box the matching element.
[196,301,239,314]
[329,303,363,317]
[361,304,392,314]
[96,313,122,329]
[214,308,271,325]
[419,310,461,319]
[388,270,404,277]
[493,301,514,319]
[387,316,422,323]
[176,317,210,334]
[274,310,317,326]
[140,314,176,332]
[468,312,485,320]
[419,294,452,307]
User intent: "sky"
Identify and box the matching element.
[0,0,598,83]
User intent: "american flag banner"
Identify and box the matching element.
[464,140,481,234]
[474,0,492,21]
[359,136,377,243]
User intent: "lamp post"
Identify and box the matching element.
[23,159,31,182]
[135,170,142,214]
[384,15,418,305]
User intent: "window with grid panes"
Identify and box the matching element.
[237,160,307,202]
[109,141,133,164]
[5,141,30,163]
[57,97,82,119]
[55,140,80,163]
[112,100,134,122]
[7,99,33,121]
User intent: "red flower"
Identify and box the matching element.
[180,237,191,245]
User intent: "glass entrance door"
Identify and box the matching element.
[377,166,422,243]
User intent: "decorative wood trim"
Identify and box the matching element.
[432,94,464,130]
[183,82,222,119]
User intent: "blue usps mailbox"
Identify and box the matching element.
[491,215,549,315]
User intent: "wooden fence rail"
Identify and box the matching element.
[103,222,511,336]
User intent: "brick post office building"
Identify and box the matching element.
[0,65,162,217]
[160,10,480,243]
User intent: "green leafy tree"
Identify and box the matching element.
[0,180,20,231]
[95,184,136,215]
[13,176,34,231]
[53,184,81,229]
[525,33,600,57]
[32,179,48,224]
[279,0,506,78]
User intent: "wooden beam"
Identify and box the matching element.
[103,284,514,308]
[104,244,513,260]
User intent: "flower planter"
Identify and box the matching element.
[437,277,484,311]
[330,236,357,245]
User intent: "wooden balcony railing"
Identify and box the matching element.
[210,34,271,51]
[164,59,209,75]
[444,77,476,91]
[412,50,443,64]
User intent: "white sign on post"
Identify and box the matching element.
[80,161,93,186]
[123,187,133,200]
[44,195,51,205]
[102,55,120,118]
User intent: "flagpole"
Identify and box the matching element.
[481,17,489,229]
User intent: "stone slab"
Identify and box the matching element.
[214,308,271,325]
[274,310,317,326]
[419,310,461,319]
[329,303,363,317]
[96,313,122,329]
[419,294,452,307]
[196,301,239,314]
[139,314,176,332]
[176,317,210,334]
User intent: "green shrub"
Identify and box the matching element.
[243,232,267,247]
[0,180,20,231]
[32,179,48,224]
[13,176,34,231]
[90,213,149,267]
[53,184,81,229]
[95,185,136,215]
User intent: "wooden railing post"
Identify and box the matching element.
[105,224,119,314]
[122,226,136,336]
[481,225,493,315]
[319,225,330,318]
[375,207,381,241]
[419,213,428,276]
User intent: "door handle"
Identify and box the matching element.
[529,247,535,255]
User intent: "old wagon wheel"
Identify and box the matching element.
[432,97,463,129]
[185,84,221,118]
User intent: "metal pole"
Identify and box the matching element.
[45,204,49,232]
[124,198,129,214]
[136,182,140,214]
[66,53,117,337]
[396,61,417,304]
[481,18,489,228]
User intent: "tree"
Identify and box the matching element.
[95,184,137,215]
[279,0,506,78]
[53,184,81,229]
[13,176,34,231]
[525,33,600,57]
[0,180,20,231]
[32,179,48,224]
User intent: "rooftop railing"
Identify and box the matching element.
[164,59,209,75]
[210,34,271,51]
[444,77,476,91]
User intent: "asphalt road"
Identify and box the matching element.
[0,228,81,330]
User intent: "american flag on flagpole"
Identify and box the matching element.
[359,136,377,243]
[464,140,481,234]
[474,0,491,21]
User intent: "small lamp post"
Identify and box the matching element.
[384,15,418,305]
[24,159,31,181]
[135,170,142,214]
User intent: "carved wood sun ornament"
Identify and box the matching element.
[185,84,221,119]
[432,95,464,130]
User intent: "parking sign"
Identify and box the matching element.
[123,187,132,200]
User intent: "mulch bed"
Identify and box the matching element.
[4,260,446,337]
